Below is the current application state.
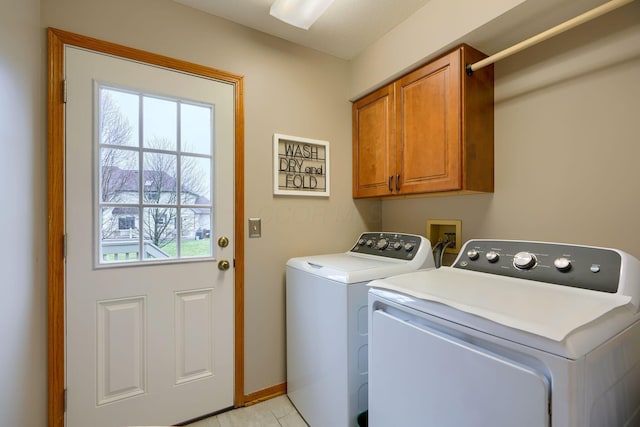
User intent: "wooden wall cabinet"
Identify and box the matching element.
[352,44,494,198]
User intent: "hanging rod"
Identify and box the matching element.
[466,0,635,75]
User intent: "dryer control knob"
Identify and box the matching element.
[404,242,415,252]
[554,257,572,272]
[393,242,403,250]
[467,249,480,260]
[513,252,537,270]
[366,239,374,247]
[376,239,389,250]
[486,251,500,263]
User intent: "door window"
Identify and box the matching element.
[97,86,214,264]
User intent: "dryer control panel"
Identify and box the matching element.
[350,232,425,260]
[453,239,622,293]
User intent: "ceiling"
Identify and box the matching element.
[173,0,431,60]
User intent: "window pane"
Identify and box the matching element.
[97,86,215,265]
[143,152,177,203]
[100,148,139,203]
[143,96,177,150]
[181,103,212,155]
[99,88,139,147]
[100,206,140,263]
[142,207,177,260]
[183,208,212,258]
[181,155,211,204]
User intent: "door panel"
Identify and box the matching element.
[96,296,146,405]
[175,288,215,384]
[65,46,235,427]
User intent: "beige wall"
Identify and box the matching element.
[381,2,640,259]
[348,0,619,99]
[0,0,47,424]
[41,0,381,395]
[349,0,527,98]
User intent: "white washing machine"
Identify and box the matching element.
[368,239,640,427]
[286,232,435,427]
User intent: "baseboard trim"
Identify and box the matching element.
[243,383,287,406]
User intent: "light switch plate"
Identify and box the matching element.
[248,218,261,238]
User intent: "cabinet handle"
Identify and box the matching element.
[396,174,400,191]
[388,176,393,192]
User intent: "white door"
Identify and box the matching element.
[65,46,235,427]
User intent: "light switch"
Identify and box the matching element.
[249,218,261,238]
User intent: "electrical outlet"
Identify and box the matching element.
[426,219,462,254]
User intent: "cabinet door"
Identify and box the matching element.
[396,49,462,194]
[352,84,395,198]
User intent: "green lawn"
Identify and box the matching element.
[162,238,211,257]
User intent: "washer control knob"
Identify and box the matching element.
[376,238,389,250]
[358,238,366,246]
[513,252,537,270]
[554,257,572,272]
[486,251,500,263]
[366,239,374,247]
[467,249,480,261]
[404,242,415,252]
[393,242,403,250]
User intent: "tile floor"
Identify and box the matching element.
[185,395,308,427]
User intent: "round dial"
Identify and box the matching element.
[467,249,480,260]
[376,239,389,250]
[554,257,572,272]
[404,242,415,252]
[486,251,500,263]
[513,251,537,270]
[393,242,403,250]
[358,238,366,246]
[366,239,374,247]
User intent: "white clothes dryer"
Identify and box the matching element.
[286,232,434,427]
[368,239,640,427]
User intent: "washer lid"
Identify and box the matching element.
[287,253,429,283]
[368,267,632,342]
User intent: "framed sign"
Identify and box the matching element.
[273,133,330,197]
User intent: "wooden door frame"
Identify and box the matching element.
[47,28,245,427]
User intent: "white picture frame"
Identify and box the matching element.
[273,133,330,197]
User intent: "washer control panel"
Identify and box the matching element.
[350,232,424,260]
[452,240,622,293]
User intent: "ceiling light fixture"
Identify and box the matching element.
[269,0,335,30]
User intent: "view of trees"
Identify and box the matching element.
[99,88,212,256]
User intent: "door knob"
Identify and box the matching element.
[218,236,229,248]
[218,260,231,271]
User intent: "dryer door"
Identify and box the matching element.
[369,309,550,427]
